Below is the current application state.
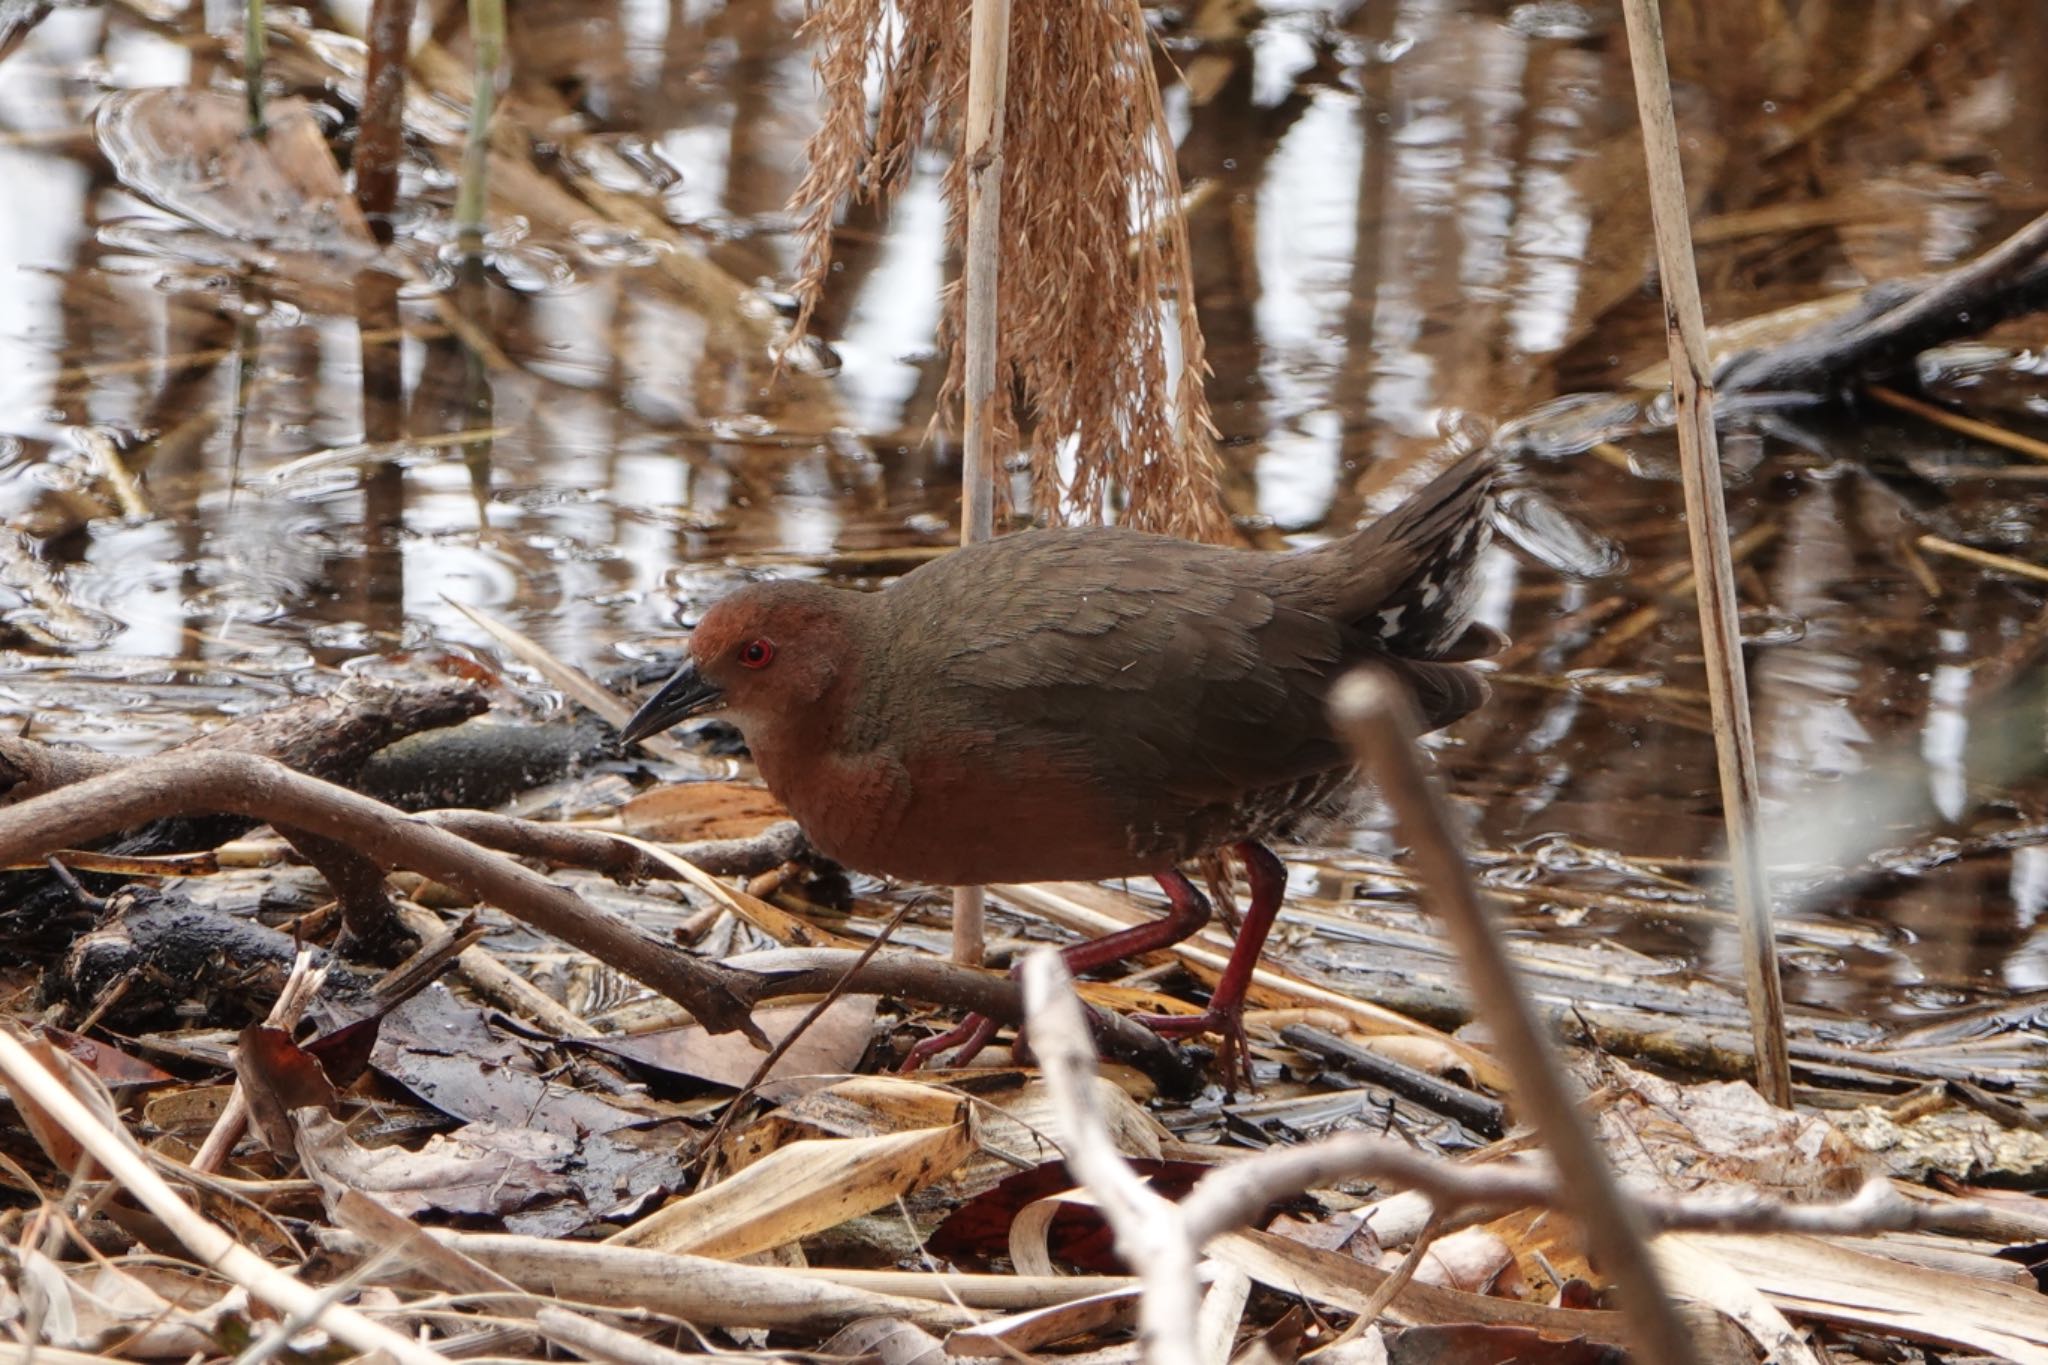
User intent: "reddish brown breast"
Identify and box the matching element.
[761,727,1147,885]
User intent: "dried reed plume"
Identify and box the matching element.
[788,0,1228,540]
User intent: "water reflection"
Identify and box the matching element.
[0,0,2045,1029]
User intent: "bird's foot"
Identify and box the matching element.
[900,1013,1001,1071]
[1130,1007,1256,1093]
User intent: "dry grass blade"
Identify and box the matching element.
[325,1228,980,1333]
[441,597,710,772]
[0,1024,449,1365]
[1619,0,1792,1107]
[1868,384,2048,464]
[1916,534,2048,584]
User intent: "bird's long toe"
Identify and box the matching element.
[900,1013,1001,1071]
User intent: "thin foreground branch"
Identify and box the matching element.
[1181,1138,1995,1244]
[1022,930,1986,1356]
[1331,669,1696,1365]
[1620,0,1792,1108]
[1023,949,1201,1365]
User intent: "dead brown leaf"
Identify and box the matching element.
[622,780,791,841]
[583,995,878,1088]
[296,1109,576,1220]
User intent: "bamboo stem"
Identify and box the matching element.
[455,0,504,263]
[1619,0,1792,1107]
[952,0,1013,967]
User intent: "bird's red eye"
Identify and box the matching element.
[738,639,775,669]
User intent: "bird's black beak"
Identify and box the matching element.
[620,660,724,745]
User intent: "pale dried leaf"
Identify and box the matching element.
[1593,1061,1878,1195]
[1208,1229,1626,1341]
[1304,1326,1389,1364]
[1197,1259,1254,1365]
[18,1250,249,1356]
[607,1121,973,1257]
[1835,1103,2048,1182]
[1649,1235,1824,1365]
[1679,1231,2048,1362]
[622,780,790,841]
[1407,1226,1520,1297]
[946,1286,1144,1357]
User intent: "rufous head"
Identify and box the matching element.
[619,581,855,746]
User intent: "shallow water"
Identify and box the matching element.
[3,0,2048,1041]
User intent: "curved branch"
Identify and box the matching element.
[0,751,764,1041]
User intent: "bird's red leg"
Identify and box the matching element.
[899,870,1213,1071]
[1133,841,1288,1081]
[1060,866,1213,973]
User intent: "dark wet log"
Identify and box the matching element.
[358,714,622,812]
[53,888,361,1029]
[1719,208,2048,397]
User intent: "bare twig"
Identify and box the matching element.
[1023,949,1200,1365]
[1023,920,1982,1357]
[1620,0,1791,1107]
[1330,670,1697,1365]
[1180,1134,1990,1242]
[737,945,1203,1091]
[418,809,809,880]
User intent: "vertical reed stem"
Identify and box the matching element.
[243,0,266,136]
[354,0,419,234]
[951,0,1013,967]
[455,0,505,265]
[1619,0,1792,1105]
